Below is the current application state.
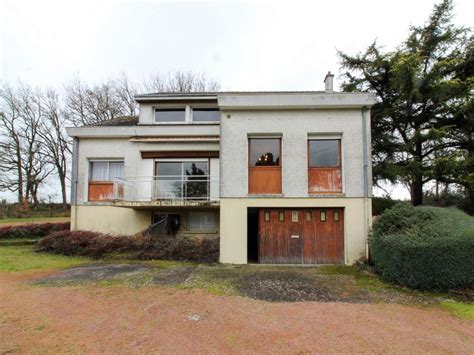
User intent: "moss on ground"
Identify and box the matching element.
[440,302,474,320]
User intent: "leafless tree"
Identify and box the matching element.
[39,88,71,209]
[64,77,125,126]
[0,84,25,203]
[16,84,53,206]
[113,73,139,116]
[0,83,52,206]
[143,70,220,93]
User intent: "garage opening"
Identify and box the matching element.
[257,208,344,264]
[247,208,259,263]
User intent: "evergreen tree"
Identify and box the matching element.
[339,0,473,206]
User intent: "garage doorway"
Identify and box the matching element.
[258,208,344,264]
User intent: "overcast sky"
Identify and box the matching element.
[0,0,472,201]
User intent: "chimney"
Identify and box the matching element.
[324,71,334,92]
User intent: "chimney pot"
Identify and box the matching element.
[324,71,334,92]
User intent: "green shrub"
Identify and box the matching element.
[372,197,402,216]
[370,204,474,290]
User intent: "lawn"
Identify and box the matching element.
[0,239,88,272]
[0,216,70,226]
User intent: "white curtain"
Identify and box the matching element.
[90,162,108,181]
[108,162,124,180]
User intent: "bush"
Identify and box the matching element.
[0,222,70,239]
[370,204,474,290]
[36,230,139,258]
[36,230,219,262]
[138,235,219,263]
[372,197,402,216]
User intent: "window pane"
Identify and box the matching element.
[183,161,208,176]
[155,109,186,123]
[193,109,220,122]
[309,140,340,167]
[155,162,182,199]
[156,162,182,176]
[188,212,215,230]
[90,162,108,181]
[250,138,280,167]
[278,211,285,222]
[264,211,270,222]
[183,161,209,199]
[108,162,124,180]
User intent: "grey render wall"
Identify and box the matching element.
[75,138,219,204]
[220,109,371,198]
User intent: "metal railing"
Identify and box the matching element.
[113,175,219,202]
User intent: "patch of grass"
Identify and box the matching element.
[440,302,474,320]
[0,243,89,272]
[0,217,69,224]
[180,266,239,296]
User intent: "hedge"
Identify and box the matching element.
[36,230,219,262]
[0,222,70,239]
[370,204,474,291]
[372,197,401,216]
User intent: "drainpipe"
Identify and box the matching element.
[362,107,370,261]
[70,137,79,230]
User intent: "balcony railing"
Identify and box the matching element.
[113,175,219,203]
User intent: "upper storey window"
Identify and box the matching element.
[308,139,342,194]
[308,140,340,167]
[155,108,186,123]
[249,138,280,167]
[192,108,220,122]
[153,106,220,123]
[248,138,282,194]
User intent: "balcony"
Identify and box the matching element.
[112,175,219,208]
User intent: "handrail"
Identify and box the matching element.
[113,175,219,202]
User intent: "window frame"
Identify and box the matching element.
[191,107,221,123]
[153,105,220,125]
[154,107,187,124]
[89,159,124,182]
[248,137,282,168]
[307,139,341,168]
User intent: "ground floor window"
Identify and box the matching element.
[188,212,216,231]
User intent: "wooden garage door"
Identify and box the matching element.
[258,208,344,264]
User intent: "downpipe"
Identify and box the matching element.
[362,107,370,261]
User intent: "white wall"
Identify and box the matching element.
[220,109,369,198]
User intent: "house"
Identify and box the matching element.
[67,73,376,265]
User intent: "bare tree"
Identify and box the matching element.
[143,70,220,93]
[64,77,125,126]
[0,83,52,206]
[16,84,53,206]
[39,88,71,209]
[113,73,139,116]
[0,84,25,203]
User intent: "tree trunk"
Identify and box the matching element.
[59,170,68,210]
[411,139,424,206]
[411,177,424,206]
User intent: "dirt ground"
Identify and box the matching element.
[1,269,473,353]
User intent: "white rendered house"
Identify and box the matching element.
[67,73,375,265]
